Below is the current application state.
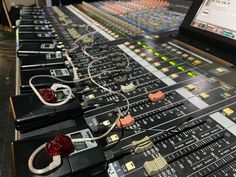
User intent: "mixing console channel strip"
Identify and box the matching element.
[9,0,236,177]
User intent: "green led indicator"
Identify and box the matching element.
[187,71,197,78]
[142,44,148,49]
[169,61,176,66]
[137,41,142,45]
[161,56,168,61]
[148,48,154,53]
[178,66,185,71]
[154,52,160,56]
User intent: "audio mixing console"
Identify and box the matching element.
[10,0,236,177]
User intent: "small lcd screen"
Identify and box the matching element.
[55,70,63,76]
[191,0,236,40]
[71,133,87,151]
[56,91,66,101]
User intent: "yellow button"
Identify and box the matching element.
[125,161,135,171]
[161,67,170,73]
[223,92,231,98]
[103,120,111,126]
[187,57,195,61]
[129,45,135,49]
[223,108,234,117]
[199,92,209,100]
[216,67,225,73]
[153,62,161,67]
[87,94,95,99]
[140,53,147,57]
[193,60,202,65]
[186,84,196,91]
[124,42,130,46]
[110,134,119,142]
[134,49,141,53]
[147,57,153,62]
[182,54,189,59]
[170,73,179,79]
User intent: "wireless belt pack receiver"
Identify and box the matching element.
[10,89,83,132]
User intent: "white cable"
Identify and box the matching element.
[70,51,131,143]
[28,143,61,174]
[69,31,98,53]
[64,50,79,81]
[72,110,121,143]
[29,75,73,107]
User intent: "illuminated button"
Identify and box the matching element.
[161,43,168,48]
[86,94,95,99]
[129,45,135,49]
[116,115,135,128]
[186,84,196,91]
[161,56,168,61]
[140,53,147,57]
[154,52,160,56]
[153,62,161,67]
[147,57,154,62]
[166,46,172,50]
[223,92,231,98]
[193,60,202,65]
[102,120,111,126]
[176,51,183,55]
[216,67,226,73]
[111,32,116,36]
[181,53,189,59]
[137,41,142,45]
[170,48,177,53]
[170,73,179,79]
[125,161,135,171]
[148,91,165,102]
[124,42,130,46]
[223,107,234,117]
[161,67,170,73]
[114,35,119,38]
[169,61,177,66]
[83,86,90,92]
[187,71,197,78]
[134,49,141,53]
[142,44,148,49]
[147,48,154,53]
[187,57,195,62]
[177,66,185,71]
[199,92,209,100]
[110,134,119,142]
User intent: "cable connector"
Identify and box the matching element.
[72,67,80,82]
[50,83,65,91]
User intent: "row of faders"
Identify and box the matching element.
[89,0,186,33]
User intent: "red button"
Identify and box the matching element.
[39,88,56,103]
[45,135,75,157]
[148,91,165,102]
